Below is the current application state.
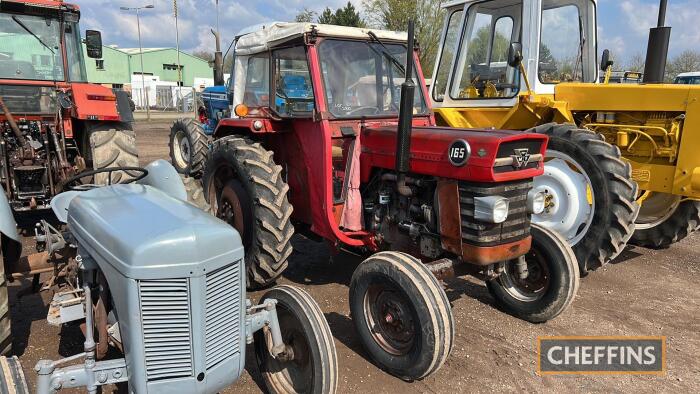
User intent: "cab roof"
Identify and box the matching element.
[0,0,78,11]
[235,22,407,55]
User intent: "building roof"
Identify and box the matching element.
[235,22,408,55]
[118,48,170,55]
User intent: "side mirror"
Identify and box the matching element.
[600,49,614,71]
[508,42,523,68]
[85,30,103,59]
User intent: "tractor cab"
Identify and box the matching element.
[431,0,598,109]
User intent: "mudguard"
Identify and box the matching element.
[0,192,19,244]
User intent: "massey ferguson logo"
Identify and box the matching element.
[448,140,471,166]
[511,148,531,169]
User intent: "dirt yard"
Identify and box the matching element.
[8,120,700,393]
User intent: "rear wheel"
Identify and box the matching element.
[87,122,139,185]
[169,118,209,177]
[0,249,10,356]
[630,192,700,248]
[349,252,454,380]
[530,123,639,272]
[202,136,293,289]
[255,285,338,394]
[0,356,28,393]
[180,175,210,212]
[486,224,579,323]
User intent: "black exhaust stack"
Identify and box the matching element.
[643,0,671,83]
[395,20,415,196]
[212,29,225,86]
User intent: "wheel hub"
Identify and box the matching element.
[365,285,415,356]
[172,130,191,168]
[499,251,550,302]
[636,192,682,230]
[532,152,594,245]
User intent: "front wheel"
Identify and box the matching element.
[254,285,338,394]
[169,118,209,177]
[349,252,454,380]
[630,192,700,249]
[486,224,580,323]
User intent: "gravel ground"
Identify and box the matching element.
[7,120,700,393]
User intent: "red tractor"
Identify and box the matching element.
[0,0,137,356]
[192,21,578,380]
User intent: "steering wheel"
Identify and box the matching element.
[64,167,148,191]
[346,106,380,116]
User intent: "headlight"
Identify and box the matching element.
[474,196,509,224]
[527,190,546,215]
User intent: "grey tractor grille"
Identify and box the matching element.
[458,179,533,247]
[205,262,241,370]
[139,279,194,381]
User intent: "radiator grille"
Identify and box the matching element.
[459,179,533,247]
[205,262,241,370]
[139,279,193,381]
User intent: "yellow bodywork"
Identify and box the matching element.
[434,83,700,199]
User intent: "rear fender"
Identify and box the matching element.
[70,83,122,122]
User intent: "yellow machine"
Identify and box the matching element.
[431,0,700,272]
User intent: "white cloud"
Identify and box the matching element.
[619,0,700,54]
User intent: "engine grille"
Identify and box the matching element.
[204,262,242,370]
[459,179,533,247]
[139,279,194,381]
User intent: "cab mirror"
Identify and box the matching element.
[600,49,614,71]
[508,42,523,68]
[85,30,103,59]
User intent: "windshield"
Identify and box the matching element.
[318,39,428,118]
[0,11,85,82]
[675,76,700,85]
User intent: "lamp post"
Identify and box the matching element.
[174,0,183,112]
[120,4,154,121]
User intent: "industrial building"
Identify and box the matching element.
[81,43,215,109]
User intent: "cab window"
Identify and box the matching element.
[242,54,270,110]
[433,9,463,101]
[451,1,521,100]
[272,46,314,117]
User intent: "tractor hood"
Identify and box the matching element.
[360,126,547,183]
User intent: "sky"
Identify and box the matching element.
[77,0,700,65]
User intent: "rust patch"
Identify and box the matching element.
[437,179,462,256]
[462,236,532,265]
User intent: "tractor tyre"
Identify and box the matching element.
[202,136,293,289]
[169,118,209,178]
[0,252,10,356]
[630,192,700,249]
[529,123,639,273]
[86,122,139,185]
[349,251,454,381]
[0,356,28,393]
[486,224,579,323]
[180,175,211,213]
[255,285,338,394]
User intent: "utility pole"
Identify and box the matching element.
[174,0,184,112]
[120,4,154,121]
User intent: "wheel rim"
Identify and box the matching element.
[172,130,191,168]
[636,192,681,230]
[363,281,416,356]
[260,304,314,393]
[532,150,595,246]
[498,250,551,302]
[207,164,254,249]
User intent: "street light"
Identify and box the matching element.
[120,4,154,121]
[173,0,183,112]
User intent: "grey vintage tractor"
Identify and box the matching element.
[0,160,337,393]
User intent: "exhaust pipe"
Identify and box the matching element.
[212,29,225,86]
[643,0,671,83]
[395,20,416,196]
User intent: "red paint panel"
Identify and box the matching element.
[71,83,120,121]
[360,126,547,182]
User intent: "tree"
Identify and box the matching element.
[192,50,214,62]
[625,52,646,73]
[362,0,445,72]
[317,3,365,27]
[295,8,317,23]
[666,50,700,81]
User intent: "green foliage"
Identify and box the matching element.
[466,26,510,66]
[315,2,365,27]
[362,0,445,72]
[295,8,317,23]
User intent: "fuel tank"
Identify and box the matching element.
[360,126,547,183]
